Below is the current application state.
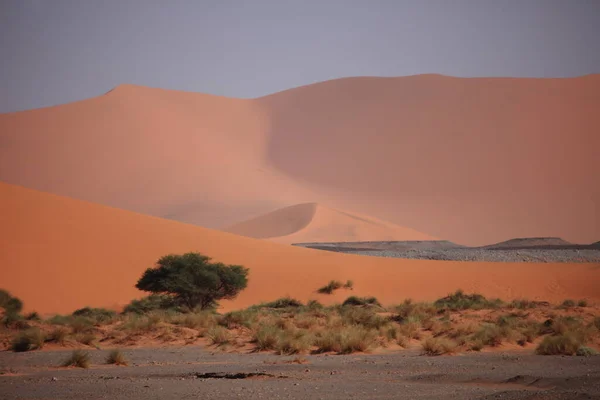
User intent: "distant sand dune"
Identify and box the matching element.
[2,182,599,315]
[1,75,599,245]
[224,203,437,244]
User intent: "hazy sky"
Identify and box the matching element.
[1,0,599,112]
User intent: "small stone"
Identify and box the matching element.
[51,377,58,381]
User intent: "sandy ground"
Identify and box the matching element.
[1,182,600,316]
[0,75,598,246]
[224,203,437,244]
[1,347,600,399]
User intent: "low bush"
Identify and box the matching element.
[342,296,381,307]
[434,290,503,311]
[10,328,45,352]
[259,297,304,309]
[252,325,280,351]
[317,280,343,295]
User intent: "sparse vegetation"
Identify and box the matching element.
[62,350,91,368]
[560,299,576,309]
[2,283,598,358]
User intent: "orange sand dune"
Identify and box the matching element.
[1,182,599,315]
[224,203,437,244]
[1,75,599,245]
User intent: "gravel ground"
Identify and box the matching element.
[294,241,600,262]
[343,249,600,262]
[1,347,600,399]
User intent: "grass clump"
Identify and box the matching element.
[342,296,381,307]
[106,349,128,365]
[577,299,588,307]
[535,333,582,355]
[275,330,312,355]
[206,326,230,346]
[75,333,97,346]
[219,309,258,329]
[343,280,354,290]
[47,327,69,345]
[10,328,45,352]
[252,325,280,351]
[317,280,343,295]
[341,307,388,329]
[422,337,457,356]
[62,350,91,368]
[314,326,376,354]
[72,307,117,324]
[434,290,502,311]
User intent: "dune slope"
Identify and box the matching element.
[224,203,437,244]
[1,75,599,245]
[1,182,599,315]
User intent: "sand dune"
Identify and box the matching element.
[224,203,437,244]
[1,75,599,245]
[1,182,599,315]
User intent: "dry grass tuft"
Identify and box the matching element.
[106,349,128,365]
[422,337,457,356]
[62,350,91,368]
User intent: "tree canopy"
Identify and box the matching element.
[135,252,249,310]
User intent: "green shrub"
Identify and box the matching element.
[472,323,504,347]
[47,314,71,325]
[342,296,381,307]
[393,299,437,323]
[434,290,502,311]
[343,280,354,290]
[577,299,588,307]
[62,350,91,368]
[560,299,576,308]
[135,252,249,310]
[10,328,45,352]
[317,280,343,294]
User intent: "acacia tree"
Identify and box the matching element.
[135,252,249,310]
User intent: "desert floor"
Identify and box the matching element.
[2,347,600,400]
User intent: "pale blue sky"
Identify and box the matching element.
[1,0,599,112]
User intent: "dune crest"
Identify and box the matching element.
[1,182,599,315]
[224,203,437,244]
